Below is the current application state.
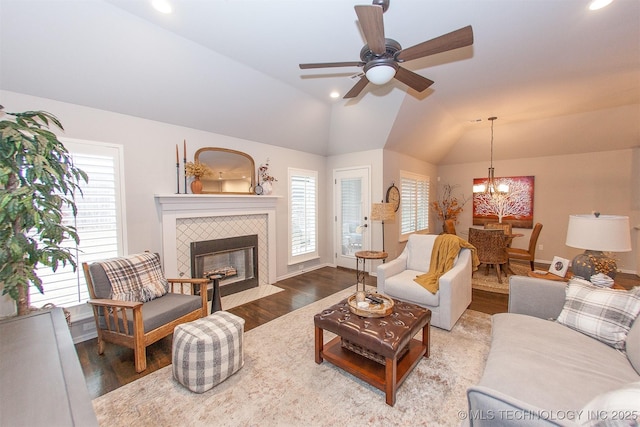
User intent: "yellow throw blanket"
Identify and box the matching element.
[413,234,480,294]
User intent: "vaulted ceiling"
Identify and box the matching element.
[1,0,638,164]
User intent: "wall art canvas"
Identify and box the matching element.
[472,175,535,228]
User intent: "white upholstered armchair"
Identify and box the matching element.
[377,234,473,331]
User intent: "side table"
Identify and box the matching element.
[527,270,625,290]
[355,250,388,292]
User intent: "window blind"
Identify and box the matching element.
[289,169,318,260]
[400,172,430,237]
[30,142,124,308]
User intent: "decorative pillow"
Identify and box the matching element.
[625,287,640,374]
[557,280,640,350]
[580,382,640,426]
[99,253,169,302]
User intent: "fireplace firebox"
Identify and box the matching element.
[190,235,259,297]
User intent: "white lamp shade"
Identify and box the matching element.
[565,214,632,252]
[365,65,396,85]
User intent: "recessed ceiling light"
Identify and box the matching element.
[152,0,173,14]
[588,0,613,11]
[329,91,340,99]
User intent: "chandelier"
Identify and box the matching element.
[484,116,508,196]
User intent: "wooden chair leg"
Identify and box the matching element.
[530,260,535,270]
[97,336,105,355]
[134,345,147,373]
[495,264,503,284]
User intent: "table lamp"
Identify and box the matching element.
[371,202,395,252]
[565,214,631,279]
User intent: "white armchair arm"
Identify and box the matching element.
[436,248,473,330]
[377,252,408,294]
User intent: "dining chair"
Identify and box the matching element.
[507,223,543,271]
[484,222,512,235]
[468,228,510,284]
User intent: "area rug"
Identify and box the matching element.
[472,262,531,294]
[220,284,284,310]
[93,287,492,427]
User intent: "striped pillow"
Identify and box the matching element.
[557,280,640,350]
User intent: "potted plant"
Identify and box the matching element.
[0,107,87,316]
[258,159,277,195]
[432,183,469,230]
[185,161,213,194]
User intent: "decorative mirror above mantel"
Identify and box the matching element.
[194,147,255,194]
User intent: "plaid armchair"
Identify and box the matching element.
[83,253,209,372]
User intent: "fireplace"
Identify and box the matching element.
[155,194,278,286]
[191,235,259,296]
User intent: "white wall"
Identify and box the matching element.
[437,149,639,275]
[1,90,330,280]
[383,150,438,261]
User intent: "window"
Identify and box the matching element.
[288,168,318,264]
[400,171,430,239]
[29,139,126,308]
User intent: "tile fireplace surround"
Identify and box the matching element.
[155,194,279,286]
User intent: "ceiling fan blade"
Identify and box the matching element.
[299,61,364,69]
[396,25,473,62]
[354,5,386,55]
[343,76,369,99]
[394,67,434,92]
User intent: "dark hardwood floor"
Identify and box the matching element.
[75,264,639,399]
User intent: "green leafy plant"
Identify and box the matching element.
[0,107,88,315]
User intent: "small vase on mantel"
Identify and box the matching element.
[261,180,273,195]
[190,177,203,194]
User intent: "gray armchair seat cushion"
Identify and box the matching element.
[99,293,203,334]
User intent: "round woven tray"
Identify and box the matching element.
[347,293,394,317]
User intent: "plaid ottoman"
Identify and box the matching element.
[172,311,245,393]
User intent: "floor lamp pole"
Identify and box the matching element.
[381,220,386,262]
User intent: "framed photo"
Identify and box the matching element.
[549,256,570,278]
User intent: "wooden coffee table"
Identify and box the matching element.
[314,298,431,406]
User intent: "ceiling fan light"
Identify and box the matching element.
[151,0,172,14]
[365,65,397,85]
[589,0,613,10]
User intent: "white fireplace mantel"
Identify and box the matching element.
[155,194,280,284]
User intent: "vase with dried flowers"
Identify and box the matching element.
[185,161,212,194]
[258,159,277,195]
[432,184,469,231]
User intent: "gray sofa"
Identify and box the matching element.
[467,276,640,426]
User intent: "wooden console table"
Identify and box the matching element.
[0,308,98,426]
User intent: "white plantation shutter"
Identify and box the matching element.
[400,171,430,238]
[289,168,318,263]
[30,140,125,308]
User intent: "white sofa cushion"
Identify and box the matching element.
[406,234,437,272]
[384,269,440,306]
[580,381,640,426]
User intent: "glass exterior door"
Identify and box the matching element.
[334,167,370,269]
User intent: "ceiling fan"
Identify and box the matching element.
[299,0,473,99]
